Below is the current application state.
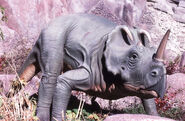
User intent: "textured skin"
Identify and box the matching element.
[18,14,167,121]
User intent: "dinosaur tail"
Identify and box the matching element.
[18,36,41,83]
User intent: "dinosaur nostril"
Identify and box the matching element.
[121,66,125,71]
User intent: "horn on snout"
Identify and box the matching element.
[155,29,170,61]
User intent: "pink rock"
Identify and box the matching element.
[97,0,146,26]
[179,0,185,8]
[95,96,141,111]
[0,74,16,93]
[104,114,175,121]
[0,0,64,41]
[179,52,185,68]
[154,0,174,15]
[167,73,185,109]
[0,74,39,95]
[0,0,145,46]
[173,6,185,23]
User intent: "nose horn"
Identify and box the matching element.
[155,30,170,61]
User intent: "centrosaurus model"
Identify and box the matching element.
[17,14,170,121]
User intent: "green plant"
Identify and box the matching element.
[166,55,185,74]
[0,6,7,22]
[0,5,7,41]
[155,87,185,120]
[159,107,185,120]
[0,56,7,72]
[66,109,103,121]
[65,93,105,121]
[123,104,146,114]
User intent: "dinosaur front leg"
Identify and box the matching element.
[36,74,59,121]
[36,48,64,120]
[142,98,159,116]
[52,68,91,121]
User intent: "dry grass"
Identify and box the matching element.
[0,52,38,121]
[0,92,38,121]
[0,90,103,121]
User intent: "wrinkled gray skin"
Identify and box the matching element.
[18,14,167,121]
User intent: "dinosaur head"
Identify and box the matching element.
[104,26,170,98]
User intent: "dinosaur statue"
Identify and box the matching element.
[17,14,170,121]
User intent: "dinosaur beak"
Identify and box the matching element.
[148,74,167,98]
[154,30,170,61]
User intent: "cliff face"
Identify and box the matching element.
[0,0,147,58]
[0,0,64,40]
[0,0,146,41]
[0,0,184,63]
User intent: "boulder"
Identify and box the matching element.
[173,14,185,23]
[167,73,185,109]
[104,114,175,121]
[95,96,141,111]
[179,0,185,8]
[0,0,146,43]
[179,52,185,68]
[172,0,185,23]
[100,0,146,26]
[0,74,39,95]
[0,74,16,93]
[173,6,185,23]
[154,0,174,15]
[0,0,65,42]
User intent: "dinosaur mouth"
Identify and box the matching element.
[123,84,158,98]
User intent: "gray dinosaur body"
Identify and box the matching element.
[18,14,170,121]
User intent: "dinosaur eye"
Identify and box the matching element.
[130,53,138,60]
